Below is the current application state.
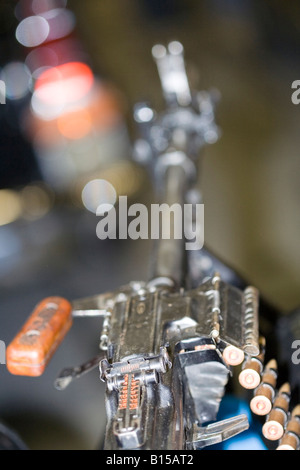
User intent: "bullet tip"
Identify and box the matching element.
[265,359,277,371]
[276,444,295,451]
[262,420,284,441]
[250,395,272,416]
[239,369,261,389]
[278,382,291,396]
[292,404,300,418]
[222,345,244,366]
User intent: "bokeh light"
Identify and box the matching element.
[20,183,54,220]
[25,47,59,79]
[32,0,68,15]
[1,62,32,100]
[72,162,145,210]
[32,62,94,119]
[57,108,93,140]
[0,190,22,226]
[81,179,117,215]
[15,0,68,20]
[16,16,50,48]
[34,62,94,104]
[42,8,76,42]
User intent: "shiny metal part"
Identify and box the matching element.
[243,286,260,356]
[152,41,192,106]
[76,272,258,449]
[113,374,144,448]
[55,41,260,451]
[55,353,106,390]
[189,414,249,449]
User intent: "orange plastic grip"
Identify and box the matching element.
[6,297,73,377]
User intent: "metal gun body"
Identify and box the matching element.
[77,42,257,450]
[92,273,257,449]
[9,41,259,450]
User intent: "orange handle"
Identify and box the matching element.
[6,297,73,377]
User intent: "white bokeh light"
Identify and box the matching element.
[31,89,65,120]
[82,180,117,215]
[25,47,59,79]
[16,16,50,47]
[32,0,68,15]
[42,8,76,42]
[1,62,32,100]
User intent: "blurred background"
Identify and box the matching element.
[1,0,300,450]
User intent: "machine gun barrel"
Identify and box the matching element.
[150,163,187,288]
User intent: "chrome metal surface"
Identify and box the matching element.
[56,41,259,451]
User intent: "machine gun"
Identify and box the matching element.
[6,42,300,451]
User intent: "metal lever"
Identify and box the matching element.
[55,353,106,390]
[190,414,249,449]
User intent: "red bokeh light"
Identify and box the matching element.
[34,61,94,106]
